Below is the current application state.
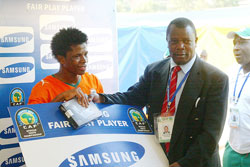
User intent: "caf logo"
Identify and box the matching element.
[15,108,45,139]
[16,108,38,126]
[10,88,25,106]
[128,108,152,133]
[129,109,145,122]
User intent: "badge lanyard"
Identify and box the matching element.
[166,68,190,114]
[233,67,250,104]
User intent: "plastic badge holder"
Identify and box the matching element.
[59,98,102,129]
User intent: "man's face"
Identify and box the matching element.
[233,35,250,66]
[167,25,197,65]
[164,126,168,132]
[62,43,88,75]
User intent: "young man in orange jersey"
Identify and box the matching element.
[28,28,104,107]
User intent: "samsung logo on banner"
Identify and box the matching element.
[41,52,58,64]
[40,15,75,40]
[59,141,145,167]
[0,57,35,84]
[0,125,16,139]
[0,27,34,53]
[40,44,59,69]
[88,33,112,47]
[41,20,75,35]
[82,28,112,53]
[0,32,33,47]
[1,153,25,167]
[0,62,34,78]
[88,60,112,74]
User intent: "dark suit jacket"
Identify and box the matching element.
[102,56,228,167]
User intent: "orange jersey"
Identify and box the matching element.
[28,72,104,104]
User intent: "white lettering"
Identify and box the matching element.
[5,156,24,165]
[131,151,139,161]
[4,127,15,134]
[79,155,88,166]
[102,110,110,117]
[23,124,37,129]
[1,36,30,43]
[111,152,120,163]
[88,153,102,165]
[102,152,111,164]
[85,121,95,126]
[45,53,53,59]
[48,122,53,129]
[69,151,139,166]
[68,156,77,167]
[48,121,71,129]
[2,67,30,74]
[97,120,129,127]
[26,3,85,12]
[54,122,61,128]
[89,64,110,71]
[120,152,131,162]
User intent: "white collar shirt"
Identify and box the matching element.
[229,65,250,154]
[170,54,196,112]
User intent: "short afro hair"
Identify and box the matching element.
[51,27,88,58]
[166,17,197,40]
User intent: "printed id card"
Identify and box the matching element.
[154,115,174,143]
[229,105,240,128]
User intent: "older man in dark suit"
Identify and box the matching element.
[93,17,228,167]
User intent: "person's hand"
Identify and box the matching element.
[88,91,105,103]
[169,162,181,167]
[161,112,172,117]
[52,87,89,107]
[88,90,98,102]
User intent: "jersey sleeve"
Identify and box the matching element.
[96,77,104,93]
[28,81,51,104]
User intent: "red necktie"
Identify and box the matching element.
[161,66,181,153]
[161,66,181,115]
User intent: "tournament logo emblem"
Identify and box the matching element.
[130,109,144,122]
[15,108,45,139]
[128,108,152,133]
[10,88,25,106]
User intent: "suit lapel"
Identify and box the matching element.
[170,57,204,148]
[147,59,171,125]
[156,60,171,112]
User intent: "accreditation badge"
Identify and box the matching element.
[154,114,174,143]
[229,104,240,128]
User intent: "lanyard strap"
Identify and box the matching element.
[233,67,250,104]
[167,68,190,110]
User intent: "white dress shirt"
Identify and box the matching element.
[170,54,196,112]
[229,65,250,154]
